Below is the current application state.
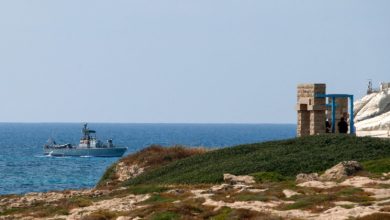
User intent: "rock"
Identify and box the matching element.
[298,181,338,189]
[167,189,186,195]
[208,184,234,193]
[296,173,319,183]
[245,188,268,193]
[116,162,145,182]
[233,184,251,192]
[223,173,255,185]
[363,188,390,199]
[340,176,376,188]
[283,189,300,198]
[319,161,362,181]
[116,217,131,220]
[334,201,356,206]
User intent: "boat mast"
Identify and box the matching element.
[82,123,90,140]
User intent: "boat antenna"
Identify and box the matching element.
[81,123,86,139]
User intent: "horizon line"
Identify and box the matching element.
[0,121,297,125]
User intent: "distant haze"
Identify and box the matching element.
[0,1,389,123]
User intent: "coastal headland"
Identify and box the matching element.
[2,135,390,219]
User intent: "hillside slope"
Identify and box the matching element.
[97,145,206,188]
[126,135,390,185]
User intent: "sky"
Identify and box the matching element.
[0,1,389,123]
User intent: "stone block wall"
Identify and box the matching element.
[297,84,326,137]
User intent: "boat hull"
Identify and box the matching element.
[43,147,127,157]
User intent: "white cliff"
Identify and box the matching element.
[354,86,390,137]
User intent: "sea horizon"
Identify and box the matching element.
[0,122,296,125]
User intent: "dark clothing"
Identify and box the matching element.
[325,121,331,133]
[338,120,349,133]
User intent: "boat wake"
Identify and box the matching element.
[34,155,53,158]
[34,154,71,159]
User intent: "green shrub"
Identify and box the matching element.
[143,194,175,204]
[235,193,269,202]
[250,172,288,183]
[151,211,179,220]
[127,185,168,195]
[356,213,390,220]
[281,194,335,210]
[81,209,119,220]
[210,207,232,220]
[97,145,207,188]
[0,208,23,216]
[67,197,93,208]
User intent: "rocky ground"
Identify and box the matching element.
[2,161,390,220]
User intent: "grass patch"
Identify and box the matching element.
[127,185,169,195]
[336,187,374,204]
[279,185,374,212]
[67,197,93,208]
[211,181,294,203]
[337,187,364,196]
[210,207,232,220]
[125,197,212,219]
[0,196,96,218]
[3,203,69,218]
[235,193,270,202]
[355,213,390,220]
[362,157,390,174]
[0,207,24,216]
[81,209,120,220]
[125,135,390,185]
[281,194,335,211]
[30,206,69,218]
[211,208,282,220]
[151,211,179,220]
[340,204,355,209]
[142,194,176,204]
[251,171,289,183]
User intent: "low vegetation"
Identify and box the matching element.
[251,171,290,183]
[82,209,121,220]
[97,145,207,187]
[126,135,390,185]
[279,185,374,212]
[362,157,390,174]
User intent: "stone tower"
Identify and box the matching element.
[296,84,326,137]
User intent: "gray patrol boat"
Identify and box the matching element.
[43,124,127,157]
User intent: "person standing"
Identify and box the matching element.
[338,117,349,134]
[325,119,331,133]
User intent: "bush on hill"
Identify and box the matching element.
[97,145,207,187]
[125,135,390,185]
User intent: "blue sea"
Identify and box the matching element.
[0,123,296,195]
